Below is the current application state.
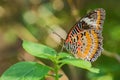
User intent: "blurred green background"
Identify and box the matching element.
[0,0,120,80]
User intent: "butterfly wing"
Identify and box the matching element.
[64,8,105,62]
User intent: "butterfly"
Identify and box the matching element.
[63,8,105,62]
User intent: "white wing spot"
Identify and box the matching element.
[81,18,96,27]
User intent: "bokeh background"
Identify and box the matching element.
[0,0,120,80]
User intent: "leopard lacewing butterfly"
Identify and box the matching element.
[63,8,105,62]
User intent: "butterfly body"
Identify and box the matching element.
[63,8,105,62]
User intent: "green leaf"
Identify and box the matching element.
[60,58,91,68]
[88,68,100,73]
[0,62,50,80]
[22,40,57,59]
[58,52,74,59]
[60,59,99,73]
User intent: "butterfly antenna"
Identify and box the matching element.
[52,31,65,41]
[52,31,65,52]
[47,26,65,52]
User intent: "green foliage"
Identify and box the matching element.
[0,62,50,80]
[0,40,99,80]
[22,40,57,59]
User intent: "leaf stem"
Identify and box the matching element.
[54,57,59,80]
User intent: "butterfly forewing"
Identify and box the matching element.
[64,8,105,62]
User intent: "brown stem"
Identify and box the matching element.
[102,50,120,63]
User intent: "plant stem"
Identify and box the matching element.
[54,58,59,80]
[55,64,59,80]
